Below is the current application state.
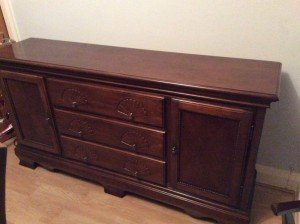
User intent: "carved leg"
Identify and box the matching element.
[104,186,126,198]
[19,159,37,169]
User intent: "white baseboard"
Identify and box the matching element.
[256,164,300,224]
[256,164,300,192]
[0,0,20,41]
[295,189,300,224]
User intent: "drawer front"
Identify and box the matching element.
[47,79,164,127]
[55,109,165,159]
[61,136,165,185]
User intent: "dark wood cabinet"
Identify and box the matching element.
[0,38,281,224]
[169,99,253,207]
[1,72,60,154]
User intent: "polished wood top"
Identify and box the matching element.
[0,38,281,102]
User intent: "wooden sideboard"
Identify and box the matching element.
[0,38,281,224]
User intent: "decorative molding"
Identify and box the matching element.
[74,146,101,163]
[117,98,147,120]
[68,119,94,137]
[0,0,20,41]
[61,88,88,108]
[123,158,151,178]
[121,131,149,151]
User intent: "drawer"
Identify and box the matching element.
[55,109,165,159]
[47,79,164,127]
[61,136,166,185]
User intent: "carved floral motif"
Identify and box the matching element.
[123,158,151,178]
[68,119,95,136]
[117,98,147,120]
[61,88,88,107]
[72,146,99,163]
[120,131,149,151]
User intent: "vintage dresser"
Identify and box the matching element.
[0,38,281,224]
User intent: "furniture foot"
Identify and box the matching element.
[104,186,126,198]
[42,165,57,172]
[19,159,37,169]
[185,210,219,224]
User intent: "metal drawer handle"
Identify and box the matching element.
[69,130,83,137]
[121,140,136,151]
[124,167,139,177]
[71,101,78,108]
[71,99,88,108]
[117,110,134,120]
[83,156,89,162]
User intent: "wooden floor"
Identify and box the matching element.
[4,140,295,224]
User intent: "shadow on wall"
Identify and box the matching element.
[257,72,300,172]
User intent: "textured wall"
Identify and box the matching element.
[9,0,300,171]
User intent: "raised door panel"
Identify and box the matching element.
[1,71,60,154]
[170,99,253,207]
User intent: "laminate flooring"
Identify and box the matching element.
[4,140,295,224]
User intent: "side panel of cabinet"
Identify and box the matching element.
[169,99,253,207]
[0,71,60,154]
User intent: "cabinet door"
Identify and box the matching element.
[169,99,253,207]
[1,71,60,154]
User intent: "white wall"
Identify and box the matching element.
[7,0,300,172]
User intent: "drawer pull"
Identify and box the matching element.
[69,130,83,137]
[62,88,88,108]
[71,99,88,108]
[83,156,89,162]
[67,119,94,138]
[117,110,134,120]
[71,101,78,108]
[124,167,139,177]
[123,159,151,178]
[117,98,147,121]
[120,131,149,152]
[121,140,136,150]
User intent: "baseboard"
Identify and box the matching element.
[297,191,300,224]
[256,164,300,192]
[256,164,300,224]
[0,0,20,41]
